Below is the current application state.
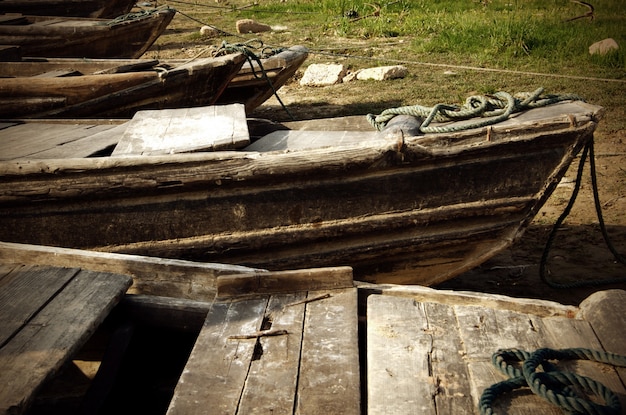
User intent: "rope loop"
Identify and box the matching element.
[366,88,584,133]
[215,40,293,120]
[479,348,626,415]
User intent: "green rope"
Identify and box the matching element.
[366,88,583,133]
[216,40,294,120]
[103,6,174,26]
[479,348,626,415]
[540,139,626,288]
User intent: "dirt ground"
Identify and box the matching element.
[248,84,626,307]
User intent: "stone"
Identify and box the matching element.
[236,19,271,34]
[200,25,220,38]
[355,65,408,81]
[589,38,619,55]
[300,63,347,86]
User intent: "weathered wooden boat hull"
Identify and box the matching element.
[0,9,175,58]
[0,0,136,18]
[215,45,309,112]
[0,101,602,285]
[0,54,247,118]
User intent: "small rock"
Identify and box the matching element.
[589,38,619,55]
[300,63,347,86]
[200,25,220,37]
[342,70,360,83]
[236,19,271,34]
[355,65,408,81]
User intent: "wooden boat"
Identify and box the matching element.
[0,54,247,118]
[0,8,175,58]
[0,0,136,18]
[0,100,603,286]
[2,242,625,415]
[215,45,309,112]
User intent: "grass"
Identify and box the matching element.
[153,0,626,132]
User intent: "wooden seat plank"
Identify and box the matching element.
[0,266,132,415]
[112,104,250,156]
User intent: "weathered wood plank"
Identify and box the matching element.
[0,120,127,160]
[0,265,78,346]
[367,295,435,415]
[112,104,250,156]
[578,289,626,405]
[237,293,306,414]
[166,297,268,415]
[245,130,383,152]
[296,288,360,415]
[216,266,354,298]
[0,268,131,415]
[0,241,261,300]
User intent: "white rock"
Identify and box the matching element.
[236,19,271,34]
[589,38,619,55]
[356,65,408,81]
[300,64,347,86]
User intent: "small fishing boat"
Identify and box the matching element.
[215,45,309,112]
[0,8,175,58]
[0,97,603,286]
[0,54,247,118]
[0,0,137,18]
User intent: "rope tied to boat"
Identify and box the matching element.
[366,88,583,133]
[103,5,174,26]
[479,347,626,415]
[540,138,626,288]
[216,40,294,120]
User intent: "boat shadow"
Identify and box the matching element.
[436,223,626,306]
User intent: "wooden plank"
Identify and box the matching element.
[216,266,354,298]
[0,267,132,415]
[0,241,261,300]
[578,289,626,404]
[245,130,383,152]
[0,265,78,346]
[166,297,269,415]
[31,69,81,78]
[112,104,250,156]
[121,294,213,333]
[367,295,436,415]
[296,288,360,415]
[237,293,306,414]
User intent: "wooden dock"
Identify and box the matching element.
[1,243,625,414]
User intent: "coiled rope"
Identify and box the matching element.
[479,348,626,415]
[104,6,173,26]
[216,40,295,120]
[540,139,626,288]
[366,88,583,133]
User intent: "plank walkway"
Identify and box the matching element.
[0,263,132,415]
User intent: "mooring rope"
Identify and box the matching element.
[216,40,295,120]
[104,6,173,25]
[540,139,626,288]
[366,88,583,133]
[479,348,626,415]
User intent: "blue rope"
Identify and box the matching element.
[479,348,626,415]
